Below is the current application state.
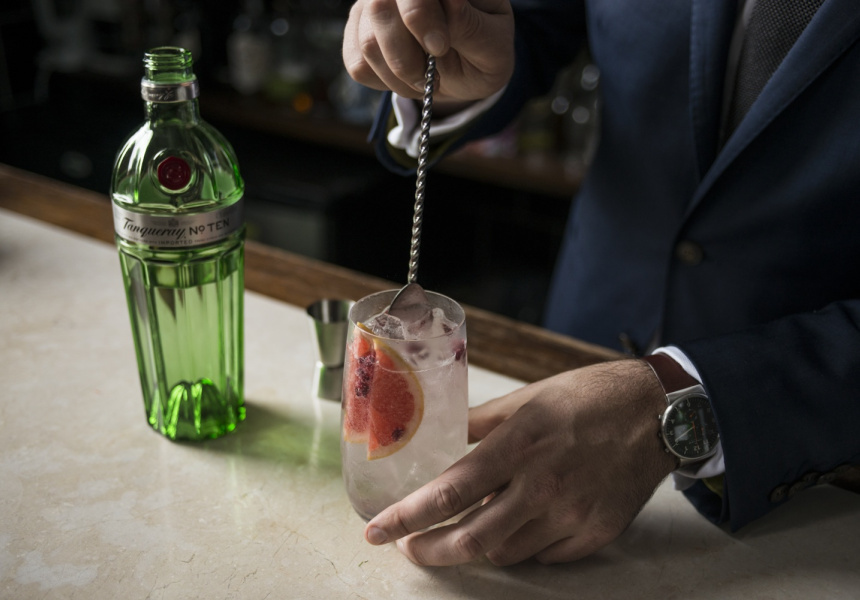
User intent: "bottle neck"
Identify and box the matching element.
[140,47,200,125]
[145,97,201,125]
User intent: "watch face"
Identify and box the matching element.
[662,395,719,460]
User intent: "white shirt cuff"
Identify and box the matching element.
[387,87,507,158]
[651,346,726,491]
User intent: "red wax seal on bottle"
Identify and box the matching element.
[157,156,191,190]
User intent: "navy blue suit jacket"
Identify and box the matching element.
[369,0,860,530]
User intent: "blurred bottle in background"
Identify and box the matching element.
[263,1,312,111]
[227,0,272,95]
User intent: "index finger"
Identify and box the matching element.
[396,0,450,55]
[364,443,509,545]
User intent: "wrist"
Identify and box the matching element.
[628,360,682,478]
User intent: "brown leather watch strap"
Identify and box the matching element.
[642,353,698,394]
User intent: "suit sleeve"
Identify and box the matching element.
[679,300,860,530]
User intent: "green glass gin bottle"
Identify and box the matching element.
[111,47,245,441]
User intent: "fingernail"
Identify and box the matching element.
[366,526,388,545]
[423,32,446,56]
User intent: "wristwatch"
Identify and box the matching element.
[643,354,720,467]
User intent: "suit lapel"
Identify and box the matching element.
[688,0,737,181]
[688,0,860,214]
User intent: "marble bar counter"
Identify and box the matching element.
[1,166,859,599]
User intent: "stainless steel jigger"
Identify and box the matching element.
[306,299,353,401]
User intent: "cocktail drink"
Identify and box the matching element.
[341,288,468,521]
[341,55,464,520]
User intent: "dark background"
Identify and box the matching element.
[0,0,598,324]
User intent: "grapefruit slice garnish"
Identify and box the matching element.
[343,323,424,460]
[343,324,374,444]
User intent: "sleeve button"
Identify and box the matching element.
[789,480,812,497]
[770,484,789,503]
[818,471,838,484]
[801,472,820,485]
